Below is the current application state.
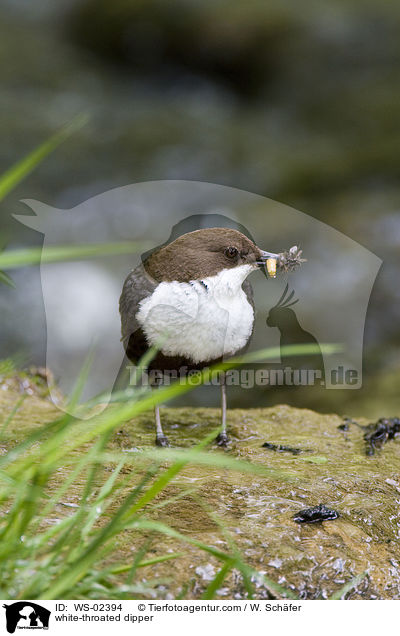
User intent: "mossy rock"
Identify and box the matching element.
[1,386,400,599]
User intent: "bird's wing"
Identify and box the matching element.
[232,279,254,357]
[242,279,255,311]
[119,263,157,345]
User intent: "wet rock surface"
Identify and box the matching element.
[1,388,400,599]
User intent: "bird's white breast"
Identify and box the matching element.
[136,264,255,363]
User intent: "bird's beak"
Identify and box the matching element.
[257,249,280,279]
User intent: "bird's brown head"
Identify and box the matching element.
[144,228,274,283]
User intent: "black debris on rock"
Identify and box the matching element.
[261,441,308,455]
[338,416,358,431]
[364,417,400,456]
[293,503,340,524]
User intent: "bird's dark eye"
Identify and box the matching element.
[224,246,239,260]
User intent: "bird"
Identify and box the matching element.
[119,227,280,447]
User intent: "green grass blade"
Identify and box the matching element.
[66,347,95,413]
[0,242,151,271]
[149,487,197,512]
[117,447,294,482]
[5,343,340,474]
[0,114,88,202]
[330,571,368,599]
[241,563,298,599]
[121,426,240,519]
[202,560,235,599]
[40,466,160,598]
[128,519,234,562]
[0,270,15,287]
[111,552,185,575]
[0,358,16,376]
[0,337,344,600]
[121,540,153,594]
[0,413,72,474]
[0,394,26,436]
[80,459,126,540]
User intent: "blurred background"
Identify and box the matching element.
[0,0,399,418]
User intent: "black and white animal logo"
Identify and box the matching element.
[2,602,50,634]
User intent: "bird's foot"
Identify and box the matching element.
[155,434,170,447]
[216,432,229,447]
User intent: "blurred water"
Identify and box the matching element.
[0,0,399,415]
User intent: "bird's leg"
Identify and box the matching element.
[216,372,229,447]
[155,403,169,447]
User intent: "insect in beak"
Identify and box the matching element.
[257,249,280,278]
[266,258,277,278]
[257,245,306,278]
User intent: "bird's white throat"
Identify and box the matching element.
[136,264,255,363]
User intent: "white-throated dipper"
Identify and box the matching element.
[119,227,300,447]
